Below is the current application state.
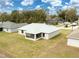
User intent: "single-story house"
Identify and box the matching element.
[47,17,59,24]
[0,22,3,31]
[67,29,79,48]
[18,23,60,41]
[0,21,27,33]
[47,17,64,24]
[2,21,18,32]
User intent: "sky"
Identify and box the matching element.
[0,0,79,15]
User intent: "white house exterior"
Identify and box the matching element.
[18,23,60,41]
[67,29,79,48]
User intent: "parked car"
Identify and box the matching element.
[71,23,77,26]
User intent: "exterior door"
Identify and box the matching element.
[42,33,45,37]
[0,28,3,31]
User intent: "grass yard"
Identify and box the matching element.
[0,30,79,58]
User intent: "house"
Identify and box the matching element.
[67,28,79,48]
[0,21,27,33]
[0,22,3,31]
[47,17,64,25]
[2,21,18,32]
[47,17,59,24]
[18,23,60,41]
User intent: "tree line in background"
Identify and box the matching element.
[57,8,78,22]
[0,8,78,24]
[47,8,78,24]
[0,9,47,23]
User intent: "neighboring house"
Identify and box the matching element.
[67,28,79,48]
[47,17,64,24]
[2,21,18,32]
[18,23,60,41]
[0,22,3,31]
[0,21,27,33]
[47,17,59,24]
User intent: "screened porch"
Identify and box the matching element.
[25,33,45,39]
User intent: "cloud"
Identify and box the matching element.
[61,0,79,11]
[47,6,55,10]
[47,6,57,15]
[47,6,52,10]
[65,2,69,5]
[50,0,62,6]
[62,5,68,10]
[21,0,34,6]
[0,0,14,12]
[48,9,57,15]
[45,0,62,15]
[41,0,62,6]
[70,0,79,4]
[69,0,79,15]
[35,5,42,10]
[0,5,1,8]
[18,7,23,11]
[41,0,49,3]
[0,0,14,6]
[5,1,14,6]
[46,0,62,15]
[70,0,79,6]
[62,5,69,10]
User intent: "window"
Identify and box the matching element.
[26,33,34,39]
[21,30,24,33]
[0,28,3,31]
[36,33,41,39]
[43,33,45,37]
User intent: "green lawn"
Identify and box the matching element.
[0,30,79,58]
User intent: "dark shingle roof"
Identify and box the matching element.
[0,21,27,29]
[2,21,17,29]
[0,22,3,28]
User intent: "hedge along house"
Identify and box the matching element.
[0,21,27,33]
[67,28,79,48]
[18,23,60,41]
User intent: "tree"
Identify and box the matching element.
[0,9,47,23]
[0,12,10,22]
[10,10,20,23]
[57,8,78,23]
[37,9,47,23]
[57,9,67,22]
[65,8,77,23]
